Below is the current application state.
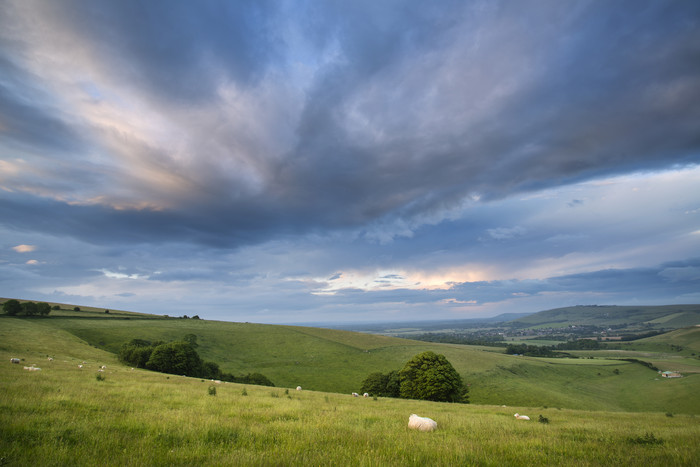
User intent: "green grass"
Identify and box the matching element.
[2,315,700,465]
[1,349,698,465]
[3,315,699,415]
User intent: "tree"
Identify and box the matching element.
[2,299,22,316]
[119,340,156,368]
[146,341,204,377]
[398,351,469,403]
[21,301,38,316]
[239,373,274,387]
[37,302,51,316]
[360,370,400,397]
[202,361,221,379]
[183,334,198,347]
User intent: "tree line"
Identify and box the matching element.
[360,351,469,403]
[118,336,274,386]
[2,299,51,316]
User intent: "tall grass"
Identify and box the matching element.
[1,316,699,465]
[1,363,698,466]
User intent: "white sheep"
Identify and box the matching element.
[514,413,530,420]
[10,358,20,364]
[352,392,359,397]
[101,365,106,369]
[363,393,369,398]
[23,366,41,371]
[78,364,83,369]
[296,386,302,391]
[408,414,437,432]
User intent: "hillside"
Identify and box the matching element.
[2,305,699,415]
[3,319,698,466]
[509,305,700,329]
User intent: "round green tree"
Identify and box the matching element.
[398,351,469,403]
[2,299,22,316]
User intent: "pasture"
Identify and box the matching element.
[16,313,699,414]
[2,323,699,466]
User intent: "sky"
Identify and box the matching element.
[1,0,699,324]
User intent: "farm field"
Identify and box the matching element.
[1,316,699,466]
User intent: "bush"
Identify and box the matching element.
[208,386,217,396]
[96,373,106,381]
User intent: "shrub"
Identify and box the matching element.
[208,386,217,396]
[628,433,663,445]
[96,373,105,381]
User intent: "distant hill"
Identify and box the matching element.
[508,304,700,330]
[330,313,534,334]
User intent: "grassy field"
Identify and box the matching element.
[3,314,699,415]
[2,317,699,466]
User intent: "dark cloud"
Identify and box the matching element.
[1,0,699,322]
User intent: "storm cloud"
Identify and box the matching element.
[1,0,698,323]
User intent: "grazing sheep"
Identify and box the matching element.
[363,393,369,398]
[352,392,359,397]
[296,386,302,391]
[514,413,530,420]
[408,414,437,432]
[23,366,41,371]
[48,357,54,361]
[101,365,106,369]
[10,358,20,364]
[78,364,83,369]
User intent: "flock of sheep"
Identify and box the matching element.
[11,357,535,433]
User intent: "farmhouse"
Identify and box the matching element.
[659,371,682,378]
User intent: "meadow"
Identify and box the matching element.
[20,312,700,414]
[1,314,699,465]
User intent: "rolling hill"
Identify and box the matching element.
[508,305,700,329]
[2,299,699,415]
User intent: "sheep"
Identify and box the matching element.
[408,414,437,432]
[296,386,302,391]
[100,365,106,369]
[10,358,20,364]
[514,413,530,420]
[48,357,54,361]
[363,393,369,398]
[352,392,359,397]
[23,366,41,371]
[78,364,83,369]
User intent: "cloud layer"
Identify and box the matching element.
[1,0,698,323]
